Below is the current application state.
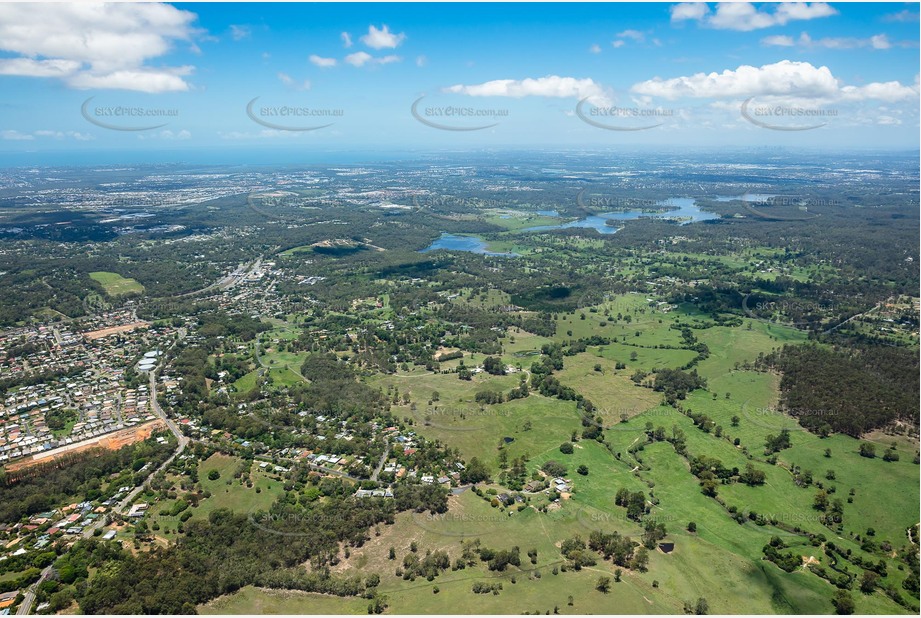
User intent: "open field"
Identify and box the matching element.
[554,351,662,420]
[89,271,144,296]
[193,454,284,519]
[259,298,916,615]
[144,454,285,540]
[200,588,369,614]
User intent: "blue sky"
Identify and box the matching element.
[0,2,918,162]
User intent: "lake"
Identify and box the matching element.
[520,197,719,235]
[420,233,518,256]
[420,197,724,253]
[713,193,777,203]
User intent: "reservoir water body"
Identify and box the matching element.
[421,196,741,254]
[520,197,719,235]
[420,234,519,256]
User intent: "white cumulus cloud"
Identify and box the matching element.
[278,72,310,90]
[309,54,337,68]
[761,34,795,47]
[617,29,646,41]
[344,52,400,67]
[360,24,406,49]
[138,129,192,140]
[870,34,892,50]
[840,81,918,102]
[672,2,837,31]
[4,129,94,141]
[0,58,82,77]
[67,67,193,92]
[345,52,372,67]
[882,9,919,23]
[0,2,199,92]
[631,60,918,103]
[876,115,900,125]
[229,25,250,41]
[445,75,606,101]
[1,129,34,141]
[671,3,710,22]
[763,31,895,50]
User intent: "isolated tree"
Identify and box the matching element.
[631,547,649,572]
[832,590,855,615]
[700,479,718,497]
[483,356,506,375]
[461,457,490,484]
[541,460,567,478]
[813,490,829,511]
[859,570,879,594]
[739,463,766,486]
[765,429,791,454]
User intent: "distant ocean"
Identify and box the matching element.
[0,147,916,169]
[0,148,431,168]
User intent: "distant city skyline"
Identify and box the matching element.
[0,1,918,162]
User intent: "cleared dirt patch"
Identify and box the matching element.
[4,419,166,473]
[84,321,149,340]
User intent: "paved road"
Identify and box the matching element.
[82,369,189,539]
[178,257,261,298]
[304,461,361,481]
[16,565,53,615]
[370,440,390,482]
[148,370,188,449]
[115,372,189,508]
[116,371,190,507]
